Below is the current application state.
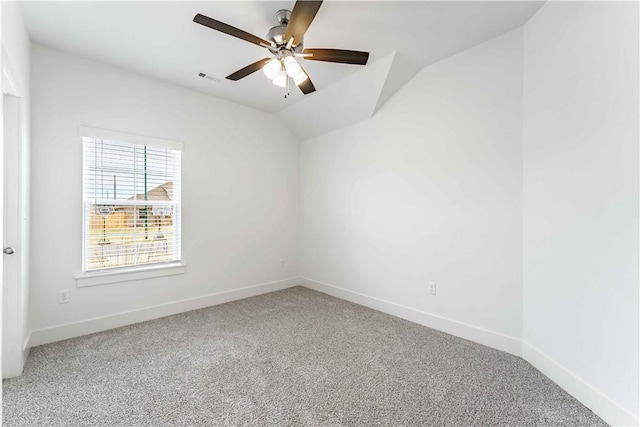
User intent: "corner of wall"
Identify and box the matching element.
[301,278,523,357]
[522,342,639,426]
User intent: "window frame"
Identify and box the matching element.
[78,126,184,283]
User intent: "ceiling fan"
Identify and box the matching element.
[193,1,369,97]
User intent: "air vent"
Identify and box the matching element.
[198,72,222,83]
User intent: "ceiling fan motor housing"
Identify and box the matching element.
[267,10,304,52]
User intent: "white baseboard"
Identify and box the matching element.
[28,277,299,347]
[300,277,522,357]
[301,278,638,425]
[522,342,639,427]
[26,276,636,426]
[23,333,31,366]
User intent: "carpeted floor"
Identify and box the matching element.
[4,286,605,426]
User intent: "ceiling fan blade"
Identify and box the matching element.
[302,49,369,65]
[193,14,270,47]
[284,1,323,47]
[296,67,316,95]
[226,58,272,81]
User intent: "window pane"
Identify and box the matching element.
[83,136,181,272]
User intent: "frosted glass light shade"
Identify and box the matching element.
[272,69,287,87]
[263,58,282,80]
[293,71,308,85]
[284,56,302,77]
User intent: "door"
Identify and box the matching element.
[2,69,24,378]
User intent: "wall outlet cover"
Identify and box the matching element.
[58,290,70,304]
[427,282,436,295]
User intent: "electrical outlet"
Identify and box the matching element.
[427,282,436,296]
[58,290,70,304]
[280,258,286,268]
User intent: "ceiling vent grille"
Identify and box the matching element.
[198,72,222,83]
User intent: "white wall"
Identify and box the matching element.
[522,1,639,424]
[300,29,523,353]
[23,2,639,423]
[29,44,299,335]
[2,1,30,376]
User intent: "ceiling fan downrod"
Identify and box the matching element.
[275,9,290,25]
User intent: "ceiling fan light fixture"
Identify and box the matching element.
[272,69,288,87]
[263,58,282,80]
[293,70,308,85]
[284,55,301,77]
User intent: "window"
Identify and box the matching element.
[81,128,182,272]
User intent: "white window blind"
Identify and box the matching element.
[82,134,182,272]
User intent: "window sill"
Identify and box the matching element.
[75,263,186,288]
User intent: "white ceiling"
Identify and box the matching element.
[20,1,543,114]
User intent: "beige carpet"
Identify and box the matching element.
[3,286,605,426]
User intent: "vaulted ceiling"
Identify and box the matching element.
[21,1,542,117]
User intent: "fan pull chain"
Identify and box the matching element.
[284,75,291,99]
